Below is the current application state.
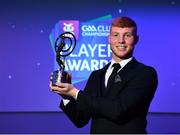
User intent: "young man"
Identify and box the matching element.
[50,16,158,134]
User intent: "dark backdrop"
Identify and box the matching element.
[0,0,180,133]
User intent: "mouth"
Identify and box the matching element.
[116,44,127,49]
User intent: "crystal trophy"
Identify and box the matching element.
[52,32,76,85]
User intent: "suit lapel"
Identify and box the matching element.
[104,58,140,96]
[118,58,139,80]
[98,63,110,96]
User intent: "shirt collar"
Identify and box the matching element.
[110,57,133,69]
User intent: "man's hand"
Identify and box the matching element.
[49,79,78,99]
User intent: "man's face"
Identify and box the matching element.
[108,26,138,61]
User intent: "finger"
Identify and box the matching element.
[50,85,59,91]
[57,82,68,88]
[51,85,66,94]
[53,90,61,94]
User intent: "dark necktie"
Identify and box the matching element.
[107,63,121,88]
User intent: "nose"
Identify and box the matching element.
[117,35,125,43]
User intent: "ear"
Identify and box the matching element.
[134,35,139,45]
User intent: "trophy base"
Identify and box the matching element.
[52,70,71,86]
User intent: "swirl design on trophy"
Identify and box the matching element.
[52,32,76,85]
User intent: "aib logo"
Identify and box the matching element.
[63,23,74,32]
[60,20,79,39]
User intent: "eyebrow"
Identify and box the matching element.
[110,32,134,35]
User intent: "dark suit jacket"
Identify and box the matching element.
[60,58,158,134]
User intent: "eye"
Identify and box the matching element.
[124,33,133,38]
[111,32,119,37]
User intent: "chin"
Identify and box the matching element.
[116,53,132,59]
[113,51,133,59]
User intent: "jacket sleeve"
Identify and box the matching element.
[60,72,96,128]
[76,67,158,123]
